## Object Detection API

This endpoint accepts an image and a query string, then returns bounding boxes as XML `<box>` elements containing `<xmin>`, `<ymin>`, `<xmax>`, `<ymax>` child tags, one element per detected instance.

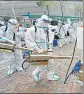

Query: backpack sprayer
<box><xmin>64</xmin><ymin>60</ymin><xmax>83</xmax><ymax>83</ymax></box>
<box><xmin>0</xmin><ymin>42</ymin><xmax>79</xmax><ymax>69</ymax></box>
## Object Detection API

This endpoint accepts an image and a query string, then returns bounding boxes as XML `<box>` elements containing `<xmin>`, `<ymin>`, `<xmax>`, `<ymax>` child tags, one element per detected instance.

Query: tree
<box><xmin>36</xmin><ymin>0</ymin><xmax>56</xmax><ymax>16</ymax></box>
<box><xmin>59</xmin><ymin>1</ymin><xmax>64</xmax><ymax>21</ymax></box>
<box><xmin>65</xmin><ymin>2</ymin><xmax>83</xmax><ymax>21</ymax></box>
<box><xmin>59</xmin><ymin>1</ymin><xmax>83</xmax><ymax>22</ymax></box>
<box><xmin>74</xmin><ymin>5</ymin><xmax>83</xmax><ymax>21</ymax></box>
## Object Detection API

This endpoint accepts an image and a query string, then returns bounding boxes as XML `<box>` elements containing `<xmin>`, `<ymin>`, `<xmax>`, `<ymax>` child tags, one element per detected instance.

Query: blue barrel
<box><xmin>53</xmin><ymin>39</ymin><xmax>58</xmax><ymax>47</ymax></box>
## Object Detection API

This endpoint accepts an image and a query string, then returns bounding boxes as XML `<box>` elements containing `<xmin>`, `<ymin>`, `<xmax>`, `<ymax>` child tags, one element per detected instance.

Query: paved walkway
<box><xmin>0</xmin><ymin>43</ymin><xmax>83</xmax><ymax>93</ymax></box>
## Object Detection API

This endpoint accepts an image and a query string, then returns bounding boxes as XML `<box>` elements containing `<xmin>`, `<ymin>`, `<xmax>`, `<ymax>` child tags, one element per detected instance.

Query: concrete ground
<box><xmin>0</xmin><ymin>43</ymin><xmax>83</xmax><ymax>93</ymax></box>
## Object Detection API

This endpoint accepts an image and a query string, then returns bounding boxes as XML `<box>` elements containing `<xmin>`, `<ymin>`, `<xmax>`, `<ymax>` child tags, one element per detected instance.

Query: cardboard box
<box><xmin>78</xmin><ymin>70</ymin><xmax>83</xmax><ymax>81</ymax></box>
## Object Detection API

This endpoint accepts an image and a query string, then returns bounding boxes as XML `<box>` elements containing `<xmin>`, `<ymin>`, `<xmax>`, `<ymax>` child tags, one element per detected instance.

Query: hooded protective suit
<box><xmin>0</xmin><ymin>19</ymin><xmax>24</xmax><ymax>75</ymax></box>
<box><xmin>49</xmin><ymin>21</ymin><xmax>66</xmax><ymax>47</ymax></box>
<box><xmin>25</xmin><ymin>15</ymin><xmax>59</xmax><ymax>81</ymax></box>
<box><xmin>56</xmin><ymin>19</ymin><xmax>76</xmax><ymax>47</ymax></box>
<box><xmin>0</xmin><ymin>22</ymin><xmax>5</xmax><ymax>61</ymax></box>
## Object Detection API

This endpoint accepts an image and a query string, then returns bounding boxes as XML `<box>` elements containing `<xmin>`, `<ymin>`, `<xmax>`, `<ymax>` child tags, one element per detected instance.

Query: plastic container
<box><xmin>78</xmin><ymin>70</ymin><xmax>83</xmax><ymax>81</ymax></box>
<box><xmin>72</xmin><ymin>61</ymin><xmax>81</xmax><ymax>73</ymax></box>
<box><xmin>77</xmin><ymin>26</ymin><xmax>83</xmax><ymax>49</ymax></box>
<box><xmin>53</xmin><ymin>39</ymin><xmax>58</xmax><ymax>47</ymax></box>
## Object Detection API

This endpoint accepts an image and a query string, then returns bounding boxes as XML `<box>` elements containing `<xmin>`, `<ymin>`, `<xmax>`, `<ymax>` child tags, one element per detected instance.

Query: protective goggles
<box><xmin>8</xmin><ymin>21</ymin><xmax>17</xmax><ymax>25</ymax></box>
<box><xmin>42</xmin><ymin>19</ymin><xmax>50</xmax><ymax>23</ymax></box>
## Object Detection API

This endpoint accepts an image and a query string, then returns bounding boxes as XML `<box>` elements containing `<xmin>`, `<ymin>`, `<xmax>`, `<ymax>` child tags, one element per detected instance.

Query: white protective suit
<box><xmin>0</xmin><ymin>19</ymin><xmax>24</xmax><ymax>75</ymax></box>
<box><xmin>62</xmin><ymin>19</ymin><xmax>76</xmax><ymax>44</ymax></box>
<box><xmin>55</xmin><ymin>19</ymin><xmax>76</xmax><ymax>47</ymax></box>
<box><xmin>49</xmin><ymin>21</ymin><xmax>66</xmax><ymax>47</ymax></box>
<box><xmin>25</xmin><ymin>15</ymin><xmax>60</xmax><ymax>81</ymax></box>
<box><xmin>0</xmin><ymin>22</ymin><xmax>5</xmax><ymax>61</ymax></box>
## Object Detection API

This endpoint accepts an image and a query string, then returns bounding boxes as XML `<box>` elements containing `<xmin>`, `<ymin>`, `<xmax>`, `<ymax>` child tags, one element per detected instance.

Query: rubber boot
<box><xmin>32</xmin><ymin>66</ymin><xmax>41</xmax><ymax>82</ymax></box>
<box><xmin>47</xmin><ymin>70</ymin><xmax>60</xmax><ymax>81</ymax></box>
<box><xmin>8</xmin><ymin>66</ymin><xmax>16</xmax><ymax>75</ymax></box>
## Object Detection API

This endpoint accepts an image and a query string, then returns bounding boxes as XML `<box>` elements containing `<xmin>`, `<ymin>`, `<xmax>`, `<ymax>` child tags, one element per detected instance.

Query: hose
<box><xmin>22</xmin><ymin>58</ymin><xmax>30</xmax><ymax>70</ymax></box>
<box><xmin>64</xmin><ymin>37</ymin><xmax>77</xmax><ymax>84</ymax></box>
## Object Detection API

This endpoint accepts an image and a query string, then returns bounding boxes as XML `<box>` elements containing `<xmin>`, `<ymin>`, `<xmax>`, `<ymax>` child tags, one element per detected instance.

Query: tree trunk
<box><xmin>60</xmin><ymin>1</ymin><xmax>64</xmax><ymax>22</ymax></box>
<box><xmin>47</xmin><ymin>5</ymin><xmax>49</xmax><ymax>16</ymax></box>
<box><xmin>78</xmin><ymin>14</ymin><xmax>80</xmax><ymax>22</ymax></box>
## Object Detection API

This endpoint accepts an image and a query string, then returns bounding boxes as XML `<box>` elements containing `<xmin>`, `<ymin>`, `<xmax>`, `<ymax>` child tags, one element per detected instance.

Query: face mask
<box><xmin>37</xmin><ymin>26</ymin><xmax>48</xmax><ymax>31</ymax></box>
<box><xmin>43</xmin><ymin>27</ymin><xmax>48</xmax><ymax>29</ymax></box>
<box><xmin>10</xmin><ymin>25</ymin><xmax>18</xmax><ymax>33</ymax></box>
<box><xmin>39</xmin><ymin>20</ymin><xmax>49</xmax><ymax>27</ymax></box>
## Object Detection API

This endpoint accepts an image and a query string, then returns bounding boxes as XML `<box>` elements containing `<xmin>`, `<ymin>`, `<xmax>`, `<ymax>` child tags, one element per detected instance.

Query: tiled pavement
<box><xmin>0</xmin><ymin>43</ymin><xmax>83</xmax><ymax>93</ymax></box>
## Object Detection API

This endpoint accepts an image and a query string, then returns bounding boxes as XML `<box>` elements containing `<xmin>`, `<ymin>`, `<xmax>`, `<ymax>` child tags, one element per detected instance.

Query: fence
<box><xmin>22</xmin><ymin>14</ymin><xmax>82</xmax><ymax>22</ymax></box>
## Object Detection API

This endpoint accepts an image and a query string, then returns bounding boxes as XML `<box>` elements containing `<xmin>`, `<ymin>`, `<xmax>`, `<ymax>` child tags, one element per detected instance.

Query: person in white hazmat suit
<box><xmin>57</xmin><ymin>21</ymin><xmax>67</xmax><ymax>47</ymax></box>
<box><xmin>55</xmin><ymin>19</ymin><xmax>76</xmax><ymax>47</ymax></box>
<box><xmin>65</xmin><ymin>18</ymin><xmax>76</xmax><ymax>42</ymax></box>
<box><xmin>49</xmin><ymin>20</ymin><xmax>66</xmax><ymax>47</ymax></box>
<box><xmin>25</xmin><ymin>15</ymin><xmax>60</xmax><ymax>81</ymax></box>
<box><xmin>62</xmin><ymin>19</ymin><xmax>76</xmax><ymax>45</ymax></box>
<box><xmin>0</xmin><ymin>21</ymin><xmax>5</xmax><ymax>61</ymax></box>
<box><xmin>0</xmin><ymin>19</ymin><xmax>24</xmax><ymax>75</ymax></box>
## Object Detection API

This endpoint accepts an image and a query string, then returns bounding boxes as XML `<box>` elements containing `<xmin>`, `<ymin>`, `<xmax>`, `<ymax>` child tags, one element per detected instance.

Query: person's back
<box><xmin>25</xmin><ymin>25</ymin><xmax>47</xmax><ymax>51</ymax></box>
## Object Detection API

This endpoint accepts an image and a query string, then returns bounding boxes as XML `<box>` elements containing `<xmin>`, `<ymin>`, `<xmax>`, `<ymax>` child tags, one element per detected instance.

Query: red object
<box><xmin>80</xmin><ymin>26</ymin><xmax>84</xmax><ymax>28</ymax></box>
<box><xmin>24</xmin><ymin>29</ymin><xmax>27</xmax><ymax>32</ymax></box>
<box><xmin>46</xmin><ymin>28</ymin><xmax>49</xmax><ymax>34</ymax></box>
